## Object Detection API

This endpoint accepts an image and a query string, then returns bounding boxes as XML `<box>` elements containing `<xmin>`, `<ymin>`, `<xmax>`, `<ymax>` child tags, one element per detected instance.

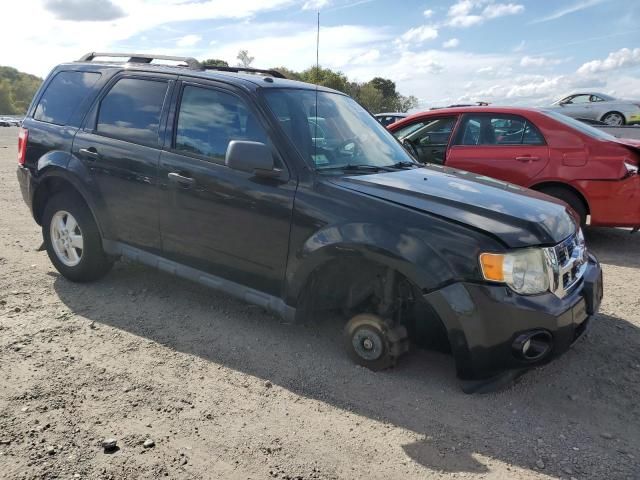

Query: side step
<box><xmin>102</xmin><ymin>240</ymin><xmax>296</xmax><ymax>323</ymax></box>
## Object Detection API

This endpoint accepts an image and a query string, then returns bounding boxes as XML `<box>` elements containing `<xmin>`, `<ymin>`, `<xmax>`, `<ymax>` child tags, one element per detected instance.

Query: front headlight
<box><xmin>480</xmin><ymin>249</ymin><xmax>550</xmax><ymax>295</ymax></box>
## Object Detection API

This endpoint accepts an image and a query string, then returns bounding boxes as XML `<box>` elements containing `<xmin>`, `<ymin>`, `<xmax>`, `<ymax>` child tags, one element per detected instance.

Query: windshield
<box><xmin>541</xmin><ymin>109</ymin><xmax>617</xmax><ymax>141</ymax></box>
<box><xmin>263</xmin><ymin>89</ymin><xmax>415</xmax><ymax>170</ymax></box>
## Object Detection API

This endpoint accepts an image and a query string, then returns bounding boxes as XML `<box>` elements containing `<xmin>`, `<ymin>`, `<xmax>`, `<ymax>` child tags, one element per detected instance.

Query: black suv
<box><xmin>17</xmin><ymin>53</ymin><xmax>603</xmax><ymax>392</ymax></box>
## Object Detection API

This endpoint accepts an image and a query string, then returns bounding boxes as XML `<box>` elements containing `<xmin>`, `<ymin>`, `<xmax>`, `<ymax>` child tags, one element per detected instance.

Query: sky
<box><xmin>1</xmin><ymin>0</ymin><xmax>639</xmax><ymax>109</ymax></box>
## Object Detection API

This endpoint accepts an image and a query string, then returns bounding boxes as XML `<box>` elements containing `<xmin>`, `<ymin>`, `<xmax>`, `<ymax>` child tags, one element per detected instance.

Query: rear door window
<box><xmin>34</xmin><ymin>71</ymin><xmax>101</xmax><ymax>125</ymax></box>
<box><xmin>454</xmin><ymin>114</ymin><xmax>545</xmax><ymax>146</ymax></box>
<box><xmin>96</xmin><ymin>78</ymin><xmax>169</xmax><ymax>147</ymax></box>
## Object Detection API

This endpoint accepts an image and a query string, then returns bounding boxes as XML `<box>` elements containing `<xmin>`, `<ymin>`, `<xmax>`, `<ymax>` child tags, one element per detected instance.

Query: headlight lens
<box><xmin>480</xmin><ymin>249</ymin><xmax>550</xmax><ymax>295</ymax></box>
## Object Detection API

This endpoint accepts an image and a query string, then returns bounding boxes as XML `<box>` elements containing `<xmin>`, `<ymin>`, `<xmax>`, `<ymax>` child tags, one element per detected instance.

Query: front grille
<box><xmin>546</xmin><ymin>231</ymin><xmax>588</xmax><ymax>298</ymax></box>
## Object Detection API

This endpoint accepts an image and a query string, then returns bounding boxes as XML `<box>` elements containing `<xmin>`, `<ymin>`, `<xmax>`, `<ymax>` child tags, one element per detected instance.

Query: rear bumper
<box><xmin>424</xmin><ymin>255</ymin><xmax>602</xmax><ymax>382</ymax></box>
<box><xmin>574</xmin><ymin>176</ymin><xmax>640</xmax><ymax>227</ymax></box>
<box><xmin>17</xmin><ymin>165</ymin><xmax>34</xmax><ymax>213</ymax></box>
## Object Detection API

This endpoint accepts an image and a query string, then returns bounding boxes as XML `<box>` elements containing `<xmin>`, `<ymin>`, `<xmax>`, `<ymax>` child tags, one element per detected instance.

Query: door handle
<box><xmin>79</xmin><ymin>147</ymin><xmax>100</xmax><ymax>161</ymax></box>
<box><xmin>515</xmin><ymin>156</ymin><xmax>540</xmax><ymax>162</ymax></box>
<box><xmin>168</xmin><ymin>172</ymin><xmax>195</xmax><ymax>188</ymax></box>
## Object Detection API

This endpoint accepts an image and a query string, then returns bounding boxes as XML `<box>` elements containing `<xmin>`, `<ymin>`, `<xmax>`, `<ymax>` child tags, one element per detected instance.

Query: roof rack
<box><xmin>201</xmin><ymin>65</ymin><xmax>286</xmax><ymax>79</ymax></box>
<box><xmin>77</xmin><ymin>52</ymin><xmax>287</xmax><ymax>79</ymax></box>
<box><xmin>78</xmin><ymin>52</ymin><xmax>201</xmax><ymax>70</ymax></box>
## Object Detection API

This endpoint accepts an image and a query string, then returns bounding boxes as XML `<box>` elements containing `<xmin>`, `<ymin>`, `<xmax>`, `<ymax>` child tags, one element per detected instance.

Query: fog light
<box><xmin>512</xmin><ymin>330</ymin><xmax>552</xmax><ymax>361</ymax></box>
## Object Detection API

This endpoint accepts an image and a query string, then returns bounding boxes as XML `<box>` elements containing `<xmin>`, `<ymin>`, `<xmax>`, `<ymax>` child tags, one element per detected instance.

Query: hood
<box><xmin>330</xmin><ymin>166</ymin><xmax>576</xmax><ymax>248</ymax></box>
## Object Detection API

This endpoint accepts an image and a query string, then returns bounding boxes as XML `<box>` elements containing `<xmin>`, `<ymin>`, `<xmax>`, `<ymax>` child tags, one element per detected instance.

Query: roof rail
<box><xmin>201</xmin><ymin>65</ymin><xmax>286</xmax><ymax>79</ymax></box>
<box><xmin>78</xmin><ymin>52</ymin><xmax>202</xmax><ymax>70</ymax></box>
<box><xmin>77</xmin><ymin>52</ymin><xmax>288</xmax><ymax>79</ymax></box>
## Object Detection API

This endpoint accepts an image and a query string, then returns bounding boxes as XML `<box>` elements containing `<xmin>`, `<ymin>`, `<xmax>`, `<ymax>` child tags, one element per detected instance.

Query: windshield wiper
<box><xmin>389</xmin><ymin>161</ymin><xmax>419</xmax><ymax>169</ymax></box>
<box><xmin>318</xmin><ymin>164</ymin><xmax>394</xmax><ymax>173</ymax></box>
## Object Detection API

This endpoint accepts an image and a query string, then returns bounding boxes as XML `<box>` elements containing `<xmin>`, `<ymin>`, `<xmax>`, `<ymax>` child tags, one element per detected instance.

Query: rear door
<box><xmin>72</xmin><ymin>73</ymin><xmax>175</xmax><ymax>252</ymax></box>
<box><xmin>445</xmin><ymin>113</ymin><xmax>549</xmax><ymax>186</ymax></box>
<box><xmin>158</xmin><ymin>80</ymin><xmax>296</xmax><ymax>296</ymax></box>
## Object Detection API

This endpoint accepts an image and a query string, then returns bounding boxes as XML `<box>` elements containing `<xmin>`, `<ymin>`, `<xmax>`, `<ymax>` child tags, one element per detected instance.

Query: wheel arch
<box><xmin>32</xmin><ymin>168</ymin><xmax>112</xmax><ymax>239</ymax></box>
<box><xmin>529</xmin><ymin>181</ymin><xmax>590</xmax><ymax>215</ymax></box>
<box><xmin>600</xmin><ymin>110</ymin><xmax>626</xmax><ymax>125</ymax></box>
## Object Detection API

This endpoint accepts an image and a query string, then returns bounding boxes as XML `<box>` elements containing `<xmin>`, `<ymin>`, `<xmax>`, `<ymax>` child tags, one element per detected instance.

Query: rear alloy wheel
<box><xmin>601</xmin><ymin>112</ymin><xmax>625</xmax><ymax>126</ymax></box>
<box><xmin>50</xmin><ymin>210</ymin><xmax>84</xmax><ymax>267</ymax></box>
<box><xmin>344</xmin><ymin>314</ymin><xmax>409</xmax><ymax>371</ymax></box>
<box><xmin>43</xmin><ymin>192</ymin><xmax>113</xmax><ymax>282</ymax></box>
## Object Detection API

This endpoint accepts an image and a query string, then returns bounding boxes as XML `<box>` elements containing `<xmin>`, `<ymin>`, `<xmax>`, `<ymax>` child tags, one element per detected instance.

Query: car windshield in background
<box><xmin>541</xmin><ymin>109</ymin><xmax>617</xmax><ymax>141</ymax></box>
<box><xmin>263</xmin><ymin>89</ymin><xmax>414</xmax><ymax>171</ymax></box>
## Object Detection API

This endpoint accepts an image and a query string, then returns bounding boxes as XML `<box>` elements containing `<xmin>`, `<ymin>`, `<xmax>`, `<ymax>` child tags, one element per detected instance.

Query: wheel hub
<box><xmin>352</xmin><ymin>327</ymin><xmax>384</xmax><ymax>361</ymax></box>
<box><xmin>50</xmin><ymin>210</ymin><xmax>83</xmax><ymax>267</ymax></box>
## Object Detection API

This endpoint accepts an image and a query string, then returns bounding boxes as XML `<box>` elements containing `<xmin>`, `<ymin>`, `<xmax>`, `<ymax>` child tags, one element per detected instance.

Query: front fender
<box><xmin>284</xmin><ymin>221</ymin><xmax>457</xmax><ymax>306</ymax></box>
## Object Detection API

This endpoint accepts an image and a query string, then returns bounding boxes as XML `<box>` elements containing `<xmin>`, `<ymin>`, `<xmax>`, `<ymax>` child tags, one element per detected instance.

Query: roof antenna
<box><xmin>313</xmin><ymin>10</ymin><xmax>320</xmax><ymax>167</ymax></box>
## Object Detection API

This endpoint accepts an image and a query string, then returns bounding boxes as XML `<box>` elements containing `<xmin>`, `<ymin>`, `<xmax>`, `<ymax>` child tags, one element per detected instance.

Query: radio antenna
<box><xmin>313</xmin><ymin>10</ymin><xmax>320</xmax><ymax>167</ymax></box>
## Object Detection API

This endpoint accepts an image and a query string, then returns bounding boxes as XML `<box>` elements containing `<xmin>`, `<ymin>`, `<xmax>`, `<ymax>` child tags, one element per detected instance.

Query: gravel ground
<box><xmin>0</xmin><ymin>126</ymin><xmax>639</xmax><ymax>480</ymax></box>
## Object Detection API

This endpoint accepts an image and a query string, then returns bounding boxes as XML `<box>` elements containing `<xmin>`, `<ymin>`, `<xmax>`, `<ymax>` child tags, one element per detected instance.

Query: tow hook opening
<box><xmin>512</xmin><ymin>330</ymin><xmax>553</xmax><ymax>362</ymax></box>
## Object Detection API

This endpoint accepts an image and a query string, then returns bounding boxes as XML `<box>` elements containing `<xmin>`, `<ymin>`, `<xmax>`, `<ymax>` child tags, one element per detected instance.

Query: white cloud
<box><xmin>0</xmin><ymin>0</ymin><xmax>296</xmax><ymax>76</ymax></box>
<box><xmin>519</xmin><ymin>55</ymin><xmax>562</xmax><ymax>67</ymax></box>
<box><xmin>350</xmin><ymin>49</ymin><xmax>381</xmax><ymax>64</ymax></box>
<box><xmin>176</xmin><ymin>34</ymin><xmax>202</xmax><ymax>47</ymax></box>
<box><xmin>206</xmin><ymin>24</ymin><xmax>390</xmax><ymax>72</ymax></box>
<box><xmin>442</xmin><ymin>38</ymin><xmax>460</xmax><ymax>48</ymax></box>
<box><xmin>423</xmin><ymin>8</ymin><xmax>434</xmax><ymax>18</ymax></box>
<box><xmin>397</xmin><ymin>25</ymin><xmax>438</xmax><ymax>45</ymax></box>
<box><xmin>531</xmin><ymin>0</ymin><xmax>605</xmax><ymax>24</ymax></box>
<box><xmin>482</xmin><ymin>2</ymin><xmax>524</xmax><ymax>19</ymax></box>
<box><xmin>447</xmin><ymin>0</ymin><xmax>524</xmax><ymax>28</ymax></box>
<box><xmin>302</xmin><ymin>0</ymin><xmax>330</xmax><ymax>10</ymax></box>
<box><xmin>43</xmin><ymin>0</ymin><xmax>125</xmax><ymax>21</ymax></box>
<box><xmin>577</xmin><ymin>47</ymin><xmax>640</xmax><ymax>75</ymax></box>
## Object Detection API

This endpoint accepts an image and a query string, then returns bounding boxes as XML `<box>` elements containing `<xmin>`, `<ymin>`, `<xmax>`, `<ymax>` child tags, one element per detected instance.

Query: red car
<box><xmin>388</xmin><ymin>107</ymin><xmax>640</xmax><ymax>228</ymax></box>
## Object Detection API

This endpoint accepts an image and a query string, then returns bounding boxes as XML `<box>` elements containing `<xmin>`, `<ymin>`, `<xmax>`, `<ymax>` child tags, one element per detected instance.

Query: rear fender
<box><xmin>32</xmin><ymin>153</ymin><xmax>114</xmax><ymax>238</ymax></box>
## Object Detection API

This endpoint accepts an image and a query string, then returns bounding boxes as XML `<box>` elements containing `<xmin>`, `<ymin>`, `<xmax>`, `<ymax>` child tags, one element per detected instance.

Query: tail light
<box><xmin>17</xmin><ymin>127</ymin><xmax>28</xmax><ymax>165</ymax></box>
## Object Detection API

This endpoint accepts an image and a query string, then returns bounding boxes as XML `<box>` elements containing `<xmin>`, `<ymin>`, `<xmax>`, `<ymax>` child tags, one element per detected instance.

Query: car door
<box><xmin>559</xmin><ymin>94</ymin><xmax>592</xmax><ymax>119</ymax></box>
<box><xmin>445</xmin><ymin>113</ymin><xmax>549</xmax><ymax>186</ymax></box>
<box><xmin>72</xmin><ymin>73</ymin><xmax>175</xmax><ymax>252</ymax></box>
<box><xmin>158</xmin><ymin>80</ymin><xmax>296</xmax><ymax>296</ymax></box>
<box><xmin>397</xmin><ymin>116</ymin><xmax>458</xmax><ymax>165</ymax></box>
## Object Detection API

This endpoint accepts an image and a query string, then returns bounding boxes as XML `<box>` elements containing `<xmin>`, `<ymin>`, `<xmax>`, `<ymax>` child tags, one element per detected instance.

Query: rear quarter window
<box><xmin>34</xmin><ymin>71</ymin><xmax>101</xmax><ymax>125</ymax></box>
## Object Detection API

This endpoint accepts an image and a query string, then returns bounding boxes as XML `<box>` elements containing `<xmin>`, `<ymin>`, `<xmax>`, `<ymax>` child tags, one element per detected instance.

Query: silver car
<box><xmin>549</xmin><ymin>92</ymin><xmax>640</xmax><ymax>126</ymax></box>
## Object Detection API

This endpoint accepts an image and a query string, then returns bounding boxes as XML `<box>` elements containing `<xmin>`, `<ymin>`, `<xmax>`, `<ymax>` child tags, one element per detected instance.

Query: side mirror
<box><xmin>225</xmin><ymin>141</ymin><xmax>276</xmax><ymax>177</ymax></box>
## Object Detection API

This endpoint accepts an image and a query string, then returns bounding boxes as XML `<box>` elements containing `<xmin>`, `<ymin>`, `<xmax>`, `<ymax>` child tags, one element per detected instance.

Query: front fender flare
<box><xmin>284</xmin><ymin>222</ymin><xmax>456</xmax><ymax>307</ymax></box>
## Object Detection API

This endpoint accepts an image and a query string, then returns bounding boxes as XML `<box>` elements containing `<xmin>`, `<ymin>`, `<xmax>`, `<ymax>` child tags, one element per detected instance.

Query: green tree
<box><xmin>201</xmin><ymin>58</ymin><xmax>229</xmax><ymax>67</ymax></box>
<box><xmin>236</xmin><ymin>50</ymin><xmax>255</xmax><ymax>68</ymax></box>
<box><xmin>0</xmin><ymin>66</ymin><xmax>42</xmax><ymax>115</ymax></box>
<box><xmin>0</xmin><ymin>80</ymin><xmax>14</xmax><ymax>114</ymax></box>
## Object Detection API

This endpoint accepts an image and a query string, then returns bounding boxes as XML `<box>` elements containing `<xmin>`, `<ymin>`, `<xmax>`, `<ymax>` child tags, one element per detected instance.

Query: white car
<box><xmin>549</xmin><ymin>92</ymin><xmax>640</xmax><ymax>126</ymax></box>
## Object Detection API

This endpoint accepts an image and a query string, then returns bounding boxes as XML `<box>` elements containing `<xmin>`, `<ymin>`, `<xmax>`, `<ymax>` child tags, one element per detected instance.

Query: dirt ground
<box><xmin>0</xmin><ymin>126</ymin><xmax>639</xmax><ymax>480</ymax></box>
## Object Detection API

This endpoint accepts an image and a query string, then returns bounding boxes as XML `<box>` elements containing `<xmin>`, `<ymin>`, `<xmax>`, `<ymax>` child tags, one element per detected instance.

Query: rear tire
<box><xmin>43</xmin><ymin>192</ymin><xmax>113</xmax><ymax>282</ymax></box>
<box><xmin>601</xmin><ymin>111</ymin><xmax>625</xmax><ymax>126</ymax></box>
<box><xmin>538</xmin><ymin>186</ymin><xmax>587</xmax><ymax>227</ymax></box>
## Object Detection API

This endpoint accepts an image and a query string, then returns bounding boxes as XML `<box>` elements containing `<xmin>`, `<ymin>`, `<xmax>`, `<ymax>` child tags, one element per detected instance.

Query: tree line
<box><xmin>0</xmin><ymin>51</ymin><xmax>418</xmax><ymax>115</ymax></box>
<box><xmin>205</xmin><ymin>52</ymin><xmax>419</xmax><ymax>113</ymax></box>
<box><xmin>0</xmin><ymin>67</ymin><xmax>42</xmax><ymax>115</ymax></box>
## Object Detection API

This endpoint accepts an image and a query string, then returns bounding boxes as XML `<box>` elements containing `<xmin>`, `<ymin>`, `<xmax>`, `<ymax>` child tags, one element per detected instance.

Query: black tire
<box><xmin>343</xmin><ymin>314</ymin><xmax>408</xmax><ymax>371</ymax></box>
<box><xmin>600</xmin><ymin>111</ymin><xmax>625</xmax><ymax>126</ymax></box>
<box><xmin>538</xmin><ymin>186</ymin><xmax>587</xmax><ymax>227</ymax></box>
<box><xmin>42</xmin><ymin>192</ymin><xmax>113</xmax><ymax>282</ymax></box>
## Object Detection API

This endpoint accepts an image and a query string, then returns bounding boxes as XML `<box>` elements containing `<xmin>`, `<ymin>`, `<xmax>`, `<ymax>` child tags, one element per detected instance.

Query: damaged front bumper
<box><xmin>424</xmin><ymin>254</ymin><xmax>602</xmax><ymax>392</ymax></box>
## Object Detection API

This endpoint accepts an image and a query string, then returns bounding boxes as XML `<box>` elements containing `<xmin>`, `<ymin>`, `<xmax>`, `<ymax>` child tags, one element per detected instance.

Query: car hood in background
<box><xmin>330</xmin><ymin>166</ymin><xmax>576</xmax><ymax>248</ymax></box>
